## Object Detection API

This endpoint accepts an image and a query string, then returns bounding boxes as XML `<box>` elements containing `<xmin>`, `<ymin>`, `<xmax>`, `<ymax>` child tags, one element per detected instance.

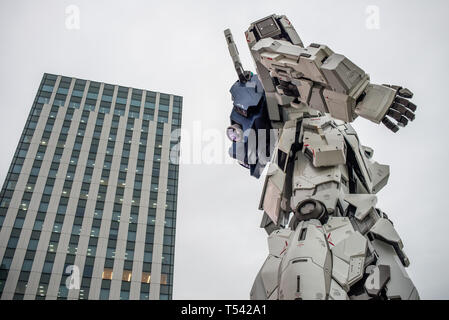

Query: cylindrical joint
<box><xmin>289</xmin><ymin>199</ymin><xmax>327</xmax><ymax>230</ymax></box>
<box><xmin>226</xmin><ymin>123</ymin><xmax>243</xmax><ymax>142</ymax></box>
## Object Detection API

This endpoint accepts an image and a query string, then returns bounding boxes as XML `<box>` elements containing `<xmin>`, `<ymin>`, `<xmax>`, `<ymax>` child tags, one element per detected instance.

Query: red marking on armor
<box><xmin>279</xmin><ymin>241</ymin><xmax>288</xmax><ymax>255</ymax></box>
<box><xmin>316</xmin><ymin>226</ymin><xmax>322</xmax><ymax>228</ymax></box>
<box><xmin>327</xmin><ymin>233</ymin><xmax>335</xmax><ymax>246</ymax></box>
<box><xmin>304</xmin><ymin>144</ymin><xmax>309</xmax><ymax>147</ymax></box>
<box><xmin>312</xmin><ymin>149</ymin><xmax>315</xmax><ymax>157</ymax></box>
<box><xmin>245</xmin><ymin>32</ymin><xmax>250</xmax><ymax>43</ymax></box>
<box><xmin>267</xmin><ymin>57</ymin><xmax>273</xmax><ymax>60</ymax></box>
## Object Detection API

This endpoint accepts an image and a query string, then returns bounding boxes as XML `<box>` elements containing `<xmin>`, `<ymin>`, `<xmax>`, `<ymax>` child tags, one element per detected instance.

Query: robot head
<box><xmin>246</xmin><ymin>14</ymin><xmax>304</xmax><ymax>48</ymax></box>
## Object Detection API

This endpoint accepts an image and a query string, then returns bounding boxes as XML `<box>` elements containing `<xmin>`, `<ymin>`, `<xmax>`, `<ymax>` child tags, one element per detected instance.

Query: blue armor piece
<box><xmin>228</xmin><ymin>74</ymin><xmax>272</xmax><ymax>178</ymax></box>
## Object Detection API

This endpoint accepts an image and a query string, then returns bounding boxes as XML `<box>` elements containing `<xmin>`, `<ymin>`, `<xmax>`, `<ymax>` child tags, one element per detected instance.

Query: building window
<box><xmin>122</xmin><ymin>270</ymin><xmax>132</xmax><ymax>282</ymax></box>
<box><xmin>140</xmin><ymin>283</ymin><xmax>150</xmax><ymax>299</ymax></box>
<box><xmin>102</xmin><ymin>268</ymin><xmax>113</xmax><ymax>280</ymax></box>
<box><xmin>141</xmin><ymin>272</ymin><xmax>151</xmax><ymax>284</ymax></box>
<box><xmin>99</xmin><ymin>288</ymin><xmax>110</xmax><ymax>300</ymax></box>
<box><xmin>160</xmin><ymin>274</ymin><xmax>168</xmax><ymax>285</ymax></box>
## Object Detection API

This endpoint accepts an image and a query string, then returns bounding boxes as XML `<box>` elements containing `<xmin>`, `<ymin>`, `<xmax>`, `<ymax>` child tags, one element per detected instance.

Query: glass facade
<box><xmin>0</xmin><ymin>73</ymin><xmax>182</xmax><ymax>300</ymax></box>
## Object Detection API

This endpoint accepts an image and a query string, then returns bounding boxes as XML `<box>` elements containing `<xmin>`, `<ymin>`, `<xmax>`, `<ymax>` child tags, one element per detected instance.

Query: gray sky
<box><xmin>1</xmin><ymin>0</ymin><xmax>448</xmax><ymax>299</ymax></box>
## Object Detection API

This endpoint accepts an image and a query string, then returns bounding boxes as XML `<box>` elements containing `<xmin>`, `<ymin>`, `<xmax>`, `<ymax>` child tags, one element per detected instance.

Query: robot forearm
<box><xmin>251</xmin><ymin>38</ymin><xmax>417</xmax><ymax>131</ymax></box>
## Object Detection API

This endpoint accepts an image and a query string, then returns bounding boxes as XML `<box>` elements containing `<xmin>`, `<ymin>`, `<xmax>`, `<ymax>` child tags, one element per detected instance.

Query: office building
<box><xmin>0</xmin><ymin>73</ymin><xmax>182</xmax><ymax>299</ymax></box>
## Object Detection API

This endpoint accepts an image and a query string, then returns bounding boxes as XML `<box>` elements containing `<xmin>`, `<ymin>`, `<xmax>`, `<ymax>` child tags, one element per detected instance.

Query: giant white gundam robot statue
<box><xmin>224</xmin><ymin>14</ymin><xmax>419</xmax><ymax>300</ymax></box>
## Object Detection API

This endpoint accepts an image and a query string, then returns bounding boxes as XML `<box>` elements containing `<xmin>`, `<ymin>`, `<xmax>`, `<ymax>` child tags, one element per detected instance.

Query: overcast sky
<box><xmin>1</xmin><ymin>0</ymin><xmax>448</xmax><ymax>299</ymax></box>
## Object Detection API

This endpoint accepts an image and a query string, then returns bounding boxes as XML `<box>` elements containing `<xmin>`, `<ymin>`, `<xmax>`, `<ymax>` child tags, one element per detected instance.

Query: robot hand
<box><xmin>380</xmin><ymin>85</ymin><xmax>417</xmax><ymax>133</ymax></box>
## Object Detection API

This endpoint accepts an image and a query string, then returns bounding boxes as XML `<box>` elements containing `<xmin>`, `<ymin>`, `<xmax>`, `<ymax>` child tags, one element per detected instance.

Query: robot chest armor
<box><xmin>301</xmin><ymin>115</ymin><xmax>347</xmax><ymax>168</ymax></box>
<box><xmin>291</xmin><ymin>115</ymin><xmax>350</xmax><ymax>202</ymax></box>
<box><xmin>293</xmin><ymin>114</ymin><xmax>389</xmax><ymax>195</ymax></box>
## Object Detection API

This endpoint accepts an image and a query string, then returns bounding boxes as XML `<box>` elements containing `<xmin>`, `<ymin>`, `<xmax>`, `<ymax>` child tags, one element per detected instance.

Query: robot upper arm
<box><xmin>247</xmin><ymin>27</ymin><xmax>417</xmax><ymax>130</ymax></box>
<box><xmin>250</xmin><ymin>38</ymin><xmax>370</xmax><ymax>122</ymax></box>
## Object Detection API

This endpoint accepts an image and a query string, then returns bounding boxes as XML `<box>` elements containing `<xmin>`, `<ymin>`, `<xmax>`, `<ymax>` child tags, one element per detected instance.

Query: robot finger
<box><xmin>382</xmin><ymin>84</ymin><xmax>413</xmax><ymax>99</ymax></box>
<box><xmin>391</xmin><ymin>102</ymin><xmax>407</xmax><ymax>114</ymax></box>
<box><xmin>398</xmin><ymin>115</ymin><xmax>409</xmax><ymax>127</ymax></box>
<box><xmin>391</xmin><ymin>102</ymin><xmax>415</xmax><ymax>121</ymax></box>
<box><xmin>395</xmin><ymin>96</ymin><xmax>417</xmax><ymax>112</ymax></box>
<box><xmin>387</xmin><ymin>109</ymin><xmax>408</xmax><ymax>127</ymax></box>
<box><xmin>398</xmin><ymin>87</ymin><xmax>414</xmax><ymax>99</ymax></box>
<box><xmin>405</xmin><ymin>110</ymin><xmax>415</xmax><ymax>121</ymax></box>
<box><xmin>382</xmin><ymin>116</ymin><xmax>400</xmax><ymax>133</ymax></box>
<box><xmin>404</xmin><ymin>109</ymin><xmax>415</xmax><ymax>121</ymax></box>
<box><xmin>407</xmin><ymin>101</ymin><xmax>417</xmax><ymax>112</ymax></box>
<box><xmin>387</xmin><ymin>108</ymin><xmax>402</xmax><ymax>121</ymax></box>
